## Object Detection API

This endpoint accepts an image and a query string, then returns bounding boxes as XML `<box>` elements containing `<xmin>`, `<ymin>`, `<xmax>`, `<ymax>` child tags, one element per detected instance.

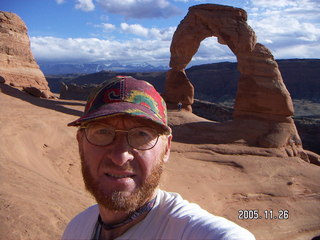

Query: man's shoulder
<box><xmin>156</xmin><ymin>189</ymin><xmax>209</xmax><ymax>218</ymax></box>
<box><xmin>68</xmin><ymin>204</ymin><xmax>99</xmax><ymax>224</ymax></box>
<box><xmin>154</xmin><ymin>190</ymin><xmax>255</xmax><ymax>240</ymax></box>
<box><xmin>62</xmin><ymin>204</ymin><xmax>99</xmax><ymax>240</ymax></box>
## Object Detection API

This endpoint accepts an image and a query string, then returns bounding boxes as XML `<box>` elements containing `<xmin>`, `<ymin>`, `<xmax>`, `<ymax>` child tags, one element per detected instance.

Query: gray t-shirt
<box><xmin>62</xmin><ymin>190</ymin><xmax>255</xmax><ymax>240</ymax></box>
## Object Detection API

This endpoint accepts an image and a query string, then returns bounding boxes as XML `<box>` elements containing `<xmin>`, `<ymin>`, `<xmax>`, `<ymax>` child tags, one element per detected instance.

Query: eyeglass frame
<box><xmin>79</xmin><ymin>123</ymin><xmax>163</xmax><ymax>150</ymax></box>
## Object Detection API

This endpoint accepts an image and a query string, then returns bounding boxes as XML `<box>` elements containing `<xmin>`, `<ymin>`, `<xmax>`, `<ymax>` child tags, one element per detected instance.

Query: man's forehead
<box><xmin>93</xmin><ymin>115</ymin><xmax>156</xmax><ymax>127</ymax></box>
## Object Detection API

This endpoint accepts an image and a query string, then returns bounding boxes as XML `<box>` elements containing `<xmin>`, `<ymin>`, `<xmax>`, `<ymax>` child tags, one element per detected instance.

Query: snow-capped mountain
<box><xmin>39</xmin><ymin>60</ymin><xmax>168</xmax><ymax>75</ymax></box>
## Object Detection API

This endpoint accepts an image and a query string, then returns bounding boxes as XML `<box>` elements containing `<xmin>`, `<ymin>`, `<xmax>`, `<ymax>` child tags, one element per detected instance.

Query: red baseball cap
<box><xmin>68</xmin><ymin>76</ymin><xmax>170</xmax><ymax>133</ymax></box>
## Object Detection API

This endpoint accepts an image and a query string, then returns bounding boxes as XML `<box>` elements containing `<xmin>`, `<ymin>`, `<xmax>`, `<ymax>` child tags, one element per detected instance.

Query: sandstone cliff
<box><xmin>0</xmin><ymin>11</ymin><xmax>53</xmax><ymax>98</ymax></box>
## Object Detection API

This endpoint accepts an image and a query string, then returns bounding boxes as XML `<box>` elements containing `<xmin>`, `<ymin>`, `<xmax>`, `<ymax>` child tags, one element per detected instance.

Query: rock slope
<box><xmin>0</xmin><ymin>86</ymin><xmax>319</xmax><ymax>240</ymax></box>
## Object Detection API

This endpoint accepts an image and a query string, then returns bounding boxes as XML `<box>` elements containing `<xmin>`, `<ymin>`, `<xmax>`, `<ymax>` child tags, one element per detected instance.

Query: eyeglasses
<box><xmin>81</xmin><ymin>123</ymin><xmax>160</xmax><ymax>150</ymax></box>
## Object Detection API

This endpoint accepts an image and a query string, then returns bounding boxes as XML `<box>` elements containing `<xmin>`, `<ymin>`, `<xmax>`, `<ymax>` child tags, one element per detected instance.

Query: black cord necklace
<box><xmin>98</xmin><ymin>197</ymin><xmax>156</xmax><ymax>230</ymax></box>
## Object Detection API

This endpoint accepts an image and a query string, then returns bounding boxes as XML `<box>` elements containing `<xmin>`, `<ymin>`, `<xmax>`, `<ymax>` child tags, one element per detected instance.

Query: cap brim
<box><xmin>68</xmin><ymin>102</ymin><xmax>170</xmax><ymax>133</ymax></box>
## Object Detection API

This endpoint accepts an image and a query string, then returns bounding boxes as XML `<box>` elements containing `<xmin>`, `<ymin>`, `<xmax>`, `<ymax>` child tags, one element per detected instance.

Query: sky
<box><xmin>2</xmin><ymin>0</ymin><xmax>320</xmax><ymax>67</ymax></box>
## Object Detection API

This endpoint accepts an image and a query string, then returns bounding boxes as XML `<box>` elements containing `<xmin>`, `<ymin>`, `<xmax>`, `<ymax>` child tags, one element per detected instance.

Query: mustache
<box><xmin>101</xmin><ymin>160</ymin><xmax>135</xmax><ymax>172</ymax></box>
<box><xmin>78</xmin><ymin>144</ymin><xmax>135</xmax><ymax>172</ymax></box>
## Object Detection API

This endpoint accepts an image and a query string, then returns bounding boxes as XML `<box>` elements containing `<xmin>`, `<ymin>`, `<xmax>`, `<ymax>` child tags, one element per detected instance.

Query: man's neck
<box><xmin>97</xmin><ymin>190</ymin><xmax>158</xmax><ymax>240</ymax></box>
<box><xmin>98</xmin><ymin>212</ymin><xmax>148</xmax><ymax>240</ymax></box>
<box><xmin>98</xmin><ymin>206</ymin><xmax>132</xmax><ymax>227</ymax></box>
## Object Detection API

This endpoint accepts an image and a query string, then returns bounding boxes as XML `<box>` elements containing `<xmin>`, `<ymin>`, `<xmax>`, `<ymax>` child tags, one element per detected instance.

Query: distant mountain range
<box><xmin>46</xmin><ymin>59</ymin><xmax>320</xmax><ymax>103</ymax></box>
<box><xmin>39</xmin><ymin>60</ymin><xmax>168</xmax><ymax>74</ymax></box>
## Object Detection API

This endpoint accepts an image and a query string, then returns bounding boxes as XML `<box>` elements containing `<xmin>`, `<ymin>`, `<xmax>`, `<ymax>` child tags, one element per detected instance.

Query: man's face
<box><xmin>77</xmin><ymin>116</ymin><xmax>171</xmax><ymax>213</ymax></box>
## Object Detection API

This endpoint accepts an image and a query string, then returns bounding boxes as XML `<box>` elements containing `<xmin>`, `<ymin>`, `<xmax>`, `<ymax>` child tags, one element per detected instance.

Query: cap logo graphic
<box><xmin>104</xmin><ymin>88</ymin><xmax>121</xmax><ymax>103</ymax></box>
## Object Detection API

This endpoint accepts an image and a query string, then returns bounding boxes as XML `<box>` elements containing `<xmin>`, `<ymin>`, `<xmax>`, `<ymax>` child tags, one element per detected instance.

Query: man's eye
<box><xmin>137</xmin><ymin>130</ymin><xmax>149</xmax><ymax>137</ymax></box>
<box><xmin>131</xmin><ymin>129</ymin><xmax>155</xmax><ymax>139</ymax></box>
<box><xmin>97</xmin><ymin>129</ymin><xmax>112</xmax><ymax>135</ymax></box>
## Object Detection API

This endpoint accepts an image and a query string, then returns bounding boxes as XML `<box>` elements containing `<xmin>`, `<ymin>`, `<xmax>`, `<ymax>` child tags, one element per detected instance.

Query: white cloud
<box><xmin>90</xmin><ymin>22</ymin><xmax>116</xmax><ymax>33</ymax></box>
<box><xmin>246</xmin><ymin>0</ymin><xmax>320</xmax><ymax>59</ymax></box>
<box><xmin>191</xmin><ymin>37</ymin><xmax>236</xmax><ymax>63</ymax></box>
<box><xmin>249</xmin><ymin>0</ymin><xmax>320</xmax><ymax>16</ymax></box>
<box><xmin>30</xmin><ymin>36</ymin><xmax>172</xmax><ymax>66</ymax></box>
<box><xmin>102</xmin><ymin>23</ymin><xmax>116</xmax><ymax>32</ymax></box>
<box><xmin>121</xmin><ymin>23</ymin><xmax>149</xmax><ymax>37</ymax></box>
<box><xmin>30</xmin><ymin>0</ymin><xmax>320</xmax><ymax>66</ymax></box>
<box><xmin>249</xmin><ymin>0</ymin><xmax>298</xmax><ymax>8</ymax></box>
<box><xmin>55</xmin><ymin>0</ymin><xmax>65</xmax><ymax>4</ymax></box>
<box><xmin>75</xmin><ymin>0</ymin><xmax>95</xmax><ymax>11</ymax></box>
<box><xmin>120</xmin><ymin>23</ymin><xmax>176</xmax><ymax>40</ymax></box>
<box><xmin>96</xmin><ymin>0</ymin><xmax>181</xmax><ymax>18</ymax></box>
<box><xmin>30</xmin><ymin>34</ymin><xmax>240</xmax><ymax>67</ymax></box>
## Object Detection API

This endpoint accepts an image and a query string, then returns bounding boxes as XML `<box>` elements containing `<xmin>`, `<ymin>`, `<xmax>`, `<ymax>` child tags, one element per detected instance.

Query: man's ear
<box><xmin>162</xmin><ymin>134</ymin><xmax>172</xmax><ymax>163</ymax></box>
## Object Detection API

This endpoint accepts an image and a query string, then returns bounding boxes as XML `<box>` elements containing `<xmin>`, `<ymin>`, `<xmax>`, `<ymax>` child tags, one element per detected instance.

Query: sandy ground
<box><xmin>1</xmin><ymin>84</ymin><xmax>320</xmax><ymax>240</ymax></box>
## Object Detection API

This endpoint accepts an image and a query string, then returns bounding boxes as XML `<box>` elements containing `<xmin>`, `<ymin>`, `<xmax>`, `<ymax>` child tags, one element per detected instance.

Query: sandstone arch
<box><xmin>164</xmin><ymin>4</ymin><xmax>293</xmax><ymax>118</ymax></box>
<box><xmin>164</xmin><ymin>4</ymin><xmax>307</xmax><ymax>156</ymax></box>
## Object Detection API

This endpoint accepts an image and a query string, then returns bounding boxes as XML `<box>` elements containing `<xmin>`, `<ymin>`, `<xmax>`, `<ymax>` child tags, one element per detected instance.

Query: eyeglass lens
<box><xmin>84</xmin><ymin>123</ymin><xmax>159</xmax><ymax>150</ymax></box>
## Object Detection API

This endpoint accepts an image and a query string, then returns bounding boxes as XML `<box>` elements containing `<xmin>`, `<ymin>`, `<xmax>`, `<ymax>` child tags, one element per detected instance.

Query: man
<box><xmin>62</xmin><ymin>76</ymin><xmax>255</xmax><ymax>240</ymax></box>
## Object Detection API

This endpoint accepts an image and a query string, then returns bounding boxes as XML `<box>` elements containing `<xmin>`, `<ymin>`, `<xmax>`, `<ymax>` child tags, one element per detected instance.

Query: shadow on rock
<box><xmin>1</xmin><ymin>84</ymin><xmax>84</xmax><ymax>117</ymax></box>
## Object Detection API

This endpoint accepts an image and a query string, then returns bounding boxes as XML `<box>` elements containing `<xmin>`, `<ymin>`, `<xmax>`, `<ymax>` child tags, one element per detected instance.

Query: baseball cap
<box><xmin>68</xmin><ymin>76</ymin><xmax>170</xmax><ymax>134</ymax></box>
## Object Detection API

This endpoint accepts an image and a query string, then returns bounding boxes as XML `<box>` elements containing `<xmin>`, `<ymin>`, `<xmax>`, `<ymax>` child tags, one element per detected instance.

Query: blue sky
<box><xmin>2</xmin><ymin>0</ymin><xmax>320</xmax><ymax>67</ymax></box>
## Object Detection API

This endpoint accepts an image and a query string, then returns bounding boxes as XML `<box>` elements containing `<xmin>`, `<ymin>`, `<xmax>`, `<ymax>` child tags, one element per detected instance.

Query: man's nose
<box><xmin>106</xmin><ymin>133</ymin><xmax>134</xmax><ymax>166</ymax></box>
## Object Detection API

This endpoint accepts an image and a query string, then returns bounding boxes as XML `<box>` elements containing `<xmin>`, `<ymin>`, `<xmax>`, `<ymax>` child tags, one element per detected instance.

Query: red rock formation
<box><xmin>0</xmin><ymin>11</ymin><xmax>53</xmax><ymax>98</ymax></box>
<box><xmin>164</xmin><ymin>4</ymin><xmax>308</xmax><ymax>159</ymax></box>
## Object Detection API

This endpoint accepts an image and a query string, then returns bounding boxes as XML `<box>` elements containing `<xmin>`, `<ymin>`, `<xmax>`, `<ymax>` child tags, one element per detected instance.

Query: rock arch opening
<box><xmin>186</xmin><ymin>37</ymin><xmax>238</xmax><ymax>109</ymax></box>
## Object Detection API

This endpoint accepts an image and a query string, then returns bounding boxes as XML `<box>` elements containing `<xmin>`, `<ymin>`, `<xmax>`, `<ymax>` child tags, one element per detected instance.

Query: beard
<box><xmin>79</xmin><ymin>146</ymin><xmax>164</xmax><ymax>213</ymax></box>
